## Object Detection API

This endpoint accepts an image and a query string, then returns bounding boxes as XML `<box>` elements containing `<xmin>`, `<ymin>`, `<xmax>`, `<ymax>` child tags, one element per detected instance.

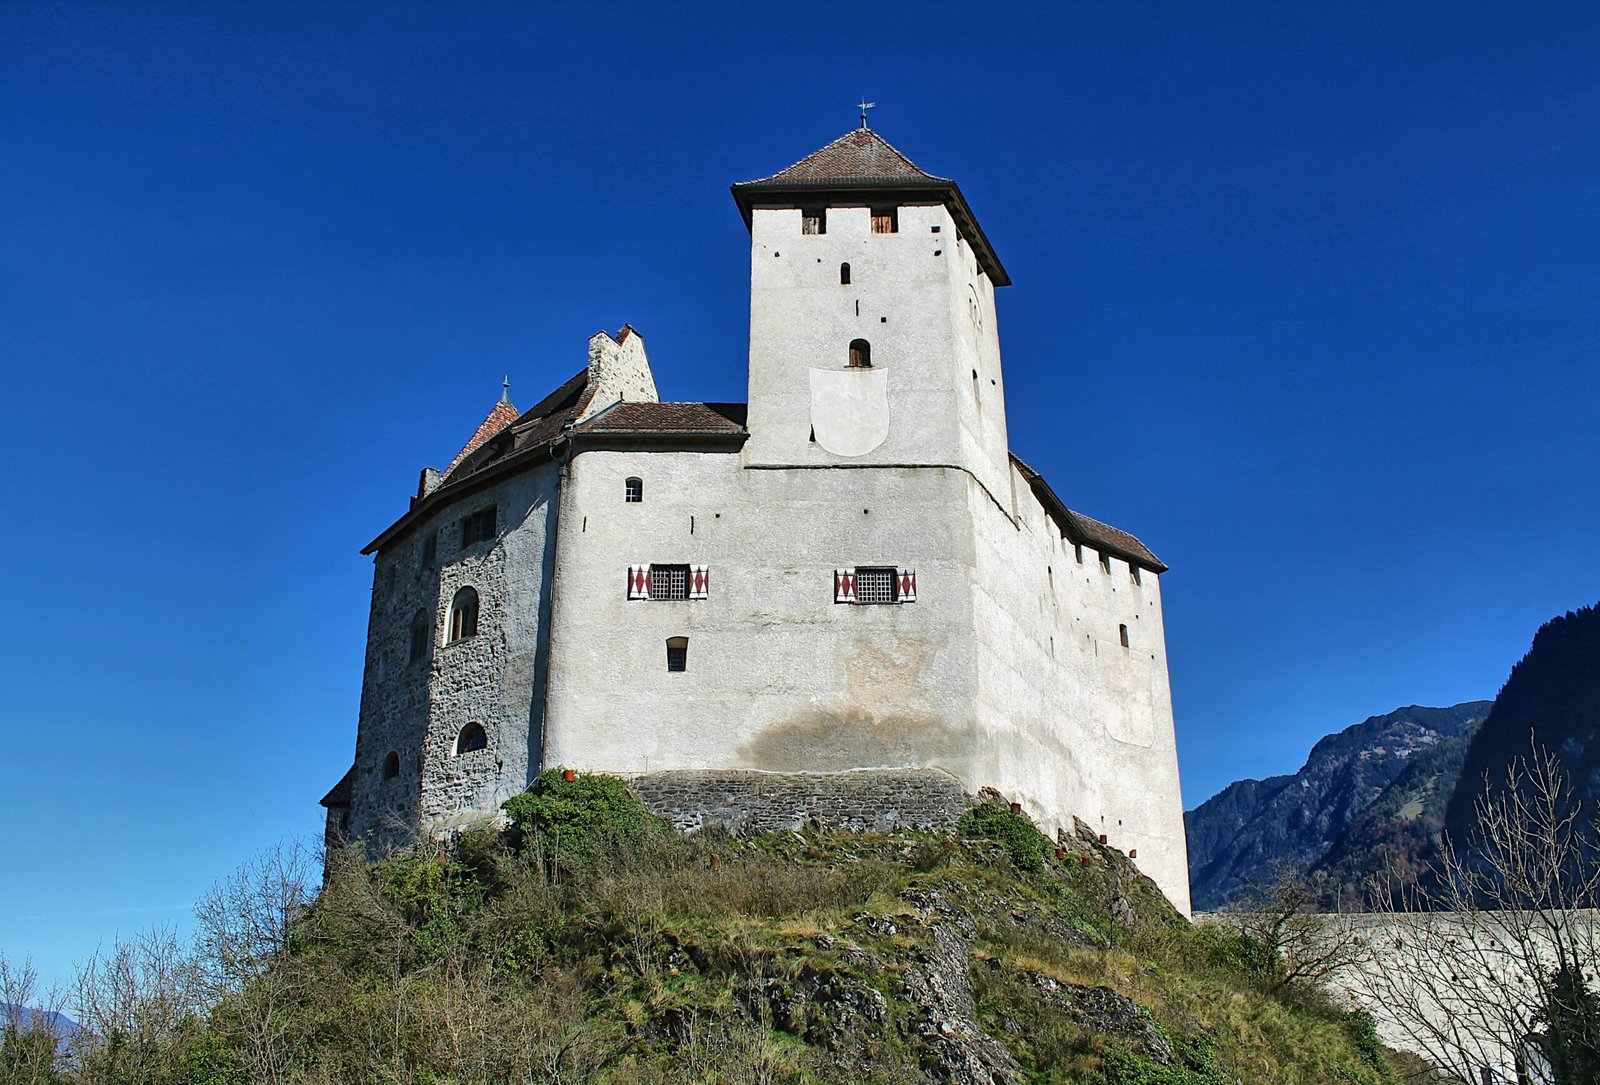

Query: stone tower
<box><xmin>733</xmin><ymin>127</ymin><xmax>1015</xmax><ymax>503</ymax></box>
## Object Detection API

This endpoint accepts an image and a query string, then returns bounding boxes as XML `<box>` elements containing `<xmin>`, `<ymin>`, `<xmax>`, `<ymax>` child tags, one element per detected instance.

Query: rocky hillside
<box><xmin>18</xmin><ymin>772</ymin><xmax>1401</xmax><ymax>1084</ymax></box>
<box><xmin>1185</xmin><ymin>702</ymin><xmax>1491</xmax><ymax>910</ymax></box>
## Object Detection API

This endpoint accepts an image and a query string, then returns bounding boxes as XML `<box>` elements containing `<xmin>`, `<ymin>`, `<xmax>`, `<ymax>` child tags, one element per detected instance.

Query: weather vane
<box><xmin>858</xmin><ymin>98</ymin><xmax>876</xmax><ymax>128</ymax></box>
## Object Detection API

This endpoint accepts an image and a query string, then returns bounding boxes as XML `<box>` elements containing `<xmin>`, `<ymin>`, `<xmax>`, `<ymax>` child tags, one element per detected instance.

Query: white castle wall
<box><xmin>743</xmin><ymin>203</ymin><xmax>1012</xmax><ymax>504</ymax></box>
<box><xmin>542</xmin><ymin>450</ymin><xmax>980</xmax><ymax>776</ymax></box>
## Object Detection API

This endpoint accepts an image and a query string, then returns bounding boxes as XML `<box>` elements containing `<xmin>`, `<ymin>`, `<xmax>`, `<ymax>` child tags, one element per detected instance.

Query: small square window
<box><xmin>462</xmin><ymin>507</ymin><xmax>497</xmax><ymax>547</ymax></box>
<box><xmin>801</xmin><ymin>207</ymin><xmax>826</xmax><ymax>235</ymax></box>
<box><xmin>871</xmin><ymin>207</ymin><xmax>897</xmax><ymax>234</ymax></box>
<box><xmin>855</xmin><ymin>567</ymin><xmax>897</xmax><ymax>604</ymax></box>
<box><xmin>650</xmin><ymin>564</ymin><xmax>690</xmax><ymax>601</ymax></box>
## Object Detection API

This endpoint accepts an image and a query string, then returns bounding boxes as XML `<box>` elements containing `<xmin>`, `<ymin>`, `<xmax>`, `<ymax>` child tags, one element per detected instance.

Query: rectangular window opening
<box><xmin>855</xmin><ymin>567</ymin><xmax>897</xmax><ymax>604</ymax></box>
<box><xmin>1130</xmin><ymin>566</ymin><xmax>1142</xmax><ymax>586</ymax></box>
<box><xmin>871</xmin><ymin>206</ymin><xmax>898</xmax><ymax>234</ymax></box>
<box><xmin>801</xmin><ymin>207</ymin><xmax>826</xmax><ymax>235</ymax></box>
<box><xmin>649</xmin><ymin>564</ymin><xmax>690</xmax><ymax>601</ymax></box>
<box><xmin>462</xmin><ymin>507</ymin><xmax>498</xmax><ymax>547</ymax></box>
<box><xmin>1098</xmin><ymin>552</ymin><xmax>1111</xmax><ymax>574</ymax></box>
<box><xmin>666</xmin><ymin>637</ymin><xmax>688</xmax><ymax>672</ymax></box>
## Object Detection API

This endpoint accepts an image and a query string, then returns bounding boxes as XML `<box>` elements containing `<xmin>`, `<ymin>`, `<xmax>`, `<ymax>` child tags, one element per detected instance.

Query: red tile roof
<box><xmin>443</xmin><ymin>398</ymin><xmax>523</xmax><ymax>479</ymax></box>
<box><xmin>736</xmin><ymin>128</ymin><xmax>949</xmax><ymax>188</ymax></box>
<box><xmin>1011</xmin><ymin>454</ymin><xmax>1167</xmax><ymax>573</ymax></box>
<box><xmin>576</xmin><ymin>401</ymin><xmax>748</xmax><ymax>434</ymax></box>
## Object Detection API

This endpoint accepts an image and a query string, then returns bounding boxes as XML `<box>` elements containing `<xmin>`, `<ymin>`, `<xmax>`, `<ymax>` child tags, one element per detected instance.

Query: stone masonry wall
<box><xmin>625</xmin><ymin>767</ymin><xmax>974</xmax><ymax>836</ymax></box>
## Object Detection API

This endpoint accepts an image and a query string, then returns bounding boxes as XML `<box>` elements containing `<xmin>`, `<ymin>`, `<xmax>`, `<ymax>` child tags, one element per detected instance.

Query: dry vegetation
<box><xmin>2</xmin><ymin>774</ymin><xmax>1399</xmax><ymax>1084</ymax></box>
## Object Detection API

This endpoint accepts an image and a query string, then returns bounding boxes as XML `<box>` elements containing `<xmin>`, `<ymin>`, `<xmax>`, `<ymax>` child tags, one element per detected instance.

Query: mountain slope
<box><xmin>1444</xmin><ymin>604</ymin><xmax>1600</xmax><ymax>848</ymax></box>
<box><xmin>1185</xmin><ymin>702</ymin><xmax>1491</xmax><ymax>910</ymax></box>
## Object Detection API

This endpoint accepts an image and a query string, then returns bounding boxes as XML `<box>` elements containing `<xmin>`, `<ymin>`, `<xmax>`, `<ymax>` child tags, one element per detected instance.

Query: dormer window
<box><xmin>801</xmin><ymin>207</ymin><xmax>826</xmax><ymax>235</ymax></box>
<box><xmin>871</xmin><ymin>206</ymin><xmax>897</xmax><ymax>234</ymax></box>
<box><xmin>848</xmin><ymin>339</ymin><xmax>872</xmax><ymax>368</ymax></box>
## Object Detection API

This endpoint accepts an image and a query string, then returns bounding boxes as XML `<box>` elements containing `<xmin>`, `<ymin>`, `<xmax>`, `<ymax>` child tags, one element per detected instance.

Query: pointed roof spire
<box><xmin>501</xmin><ymin>374</ymin><xmax>511</xmax><ymax>403</ymax></box>
<box><xmin>443</xmin><ymin>393</ymin><xmax>521</xmax><ymax>479</ymax></box>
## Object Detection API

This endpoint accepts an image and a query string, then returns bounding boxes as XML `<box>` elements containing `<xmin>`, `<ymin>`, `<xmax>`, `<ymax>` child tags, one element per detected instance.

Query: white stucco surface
<box><xmin>335</xmin><ymin>133</ymin><xmax>1192</xmax><ymax>913</ymax></box>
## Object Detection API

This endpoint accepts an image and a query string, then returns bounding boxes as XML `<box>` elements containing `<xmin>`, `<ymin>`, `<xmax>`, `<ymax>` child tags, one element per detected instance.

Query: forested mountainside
<box><xmin>1185</xmin><ymin>703</ymin><xmax>1491</xmax><ymax>911</ymax></box>
<box><xmin>1444</xmin><ymin>604</ymin><xmax>1600</xmax><ymax>849</ymax></box>
<box><xmin>1189</xmin><ymin>601</ymin><xmax>1600</xmax><ymax>913</ymax></box>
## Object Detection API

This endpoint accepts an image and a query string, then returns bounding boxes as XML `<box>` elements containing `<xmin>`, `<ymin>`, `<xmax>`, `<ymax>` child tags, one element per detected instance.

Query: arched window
<box><xmin>840</xmin><ymin>262</ymin><xmax>851</xmax><ymax>285</ymax></box>
<box><xmin>448</xmin><ymin>587</ymin><xmax>479</xmax><ymax>643</ymax></box>
<box><xmin>625</xmin><ymin>477</ymin><xmax>643</xmax><ymax>503</ymax></box>
<box><xmin>454</xmin><ymin>722</ymin><xmax>487</xmax><ymax>756</ymax></box>
<box><xmin>666</xmin><ymin>636</ymin><xmax>688</xmax><ymax>673</ymax></box>
<box><xmin>382</xmin><ymin>752</ymin><xmax>400</xmax><ymax>780</ymax></box>
<box><xmin>408</xmin><ymin>609</ymin><xmax>430</xmax><ymax>663</ymax></box>
<box><xmin>848</xmin><ymin>339</ymin><xmax>872</xmax><ymax>368</ymax></box>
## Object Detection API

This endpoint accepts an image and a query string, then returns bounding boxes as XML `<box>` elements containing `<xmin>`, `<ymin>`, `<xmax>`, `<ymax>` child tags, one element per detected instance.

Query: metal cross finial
<box><xmin>858</xmin><ymin>99</ymin><xmax>876</xmax><ymax>128</ymax></box>
<box><xmin>501</xmin><ymin>374</ymin><xmax>511</xmax><ymax>403</ymax></box>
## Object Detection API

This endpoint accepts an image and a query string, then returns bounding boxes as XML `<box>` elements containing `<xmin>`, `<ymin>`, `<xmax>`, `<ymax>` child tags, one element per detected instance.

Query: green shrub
<box><xmin>503</xmin><ymin>769</ymin><xmax>667</xmax><ymax>860</ymax></box>
<box><xmin>958</xmin><ymin>803</ymin><xmax>1051</xmax><ymax>873</ymax></box>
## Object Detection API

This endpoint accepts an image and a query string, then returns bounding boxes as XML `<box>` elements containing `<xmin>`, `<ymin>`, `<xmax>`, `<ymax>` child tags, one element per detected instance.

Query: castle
<box><xmin>320</xmin><ymin>125</ymin><xmax>1192</xmax><ymax>912</ymax></box>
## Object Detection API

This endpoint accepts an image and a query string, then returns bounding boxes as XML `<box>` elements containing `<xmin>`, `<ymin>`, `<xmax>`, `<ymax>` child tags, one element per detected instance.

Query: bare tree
<box><xmin>1346</xmin><ymin>740</ymin><xmax>1600</xmax><ymax>1084</ymax></box>
<box><xmin>0</xmin><ymin>951</ymin><xmax>65</xmax><ymax>1085</ymax></box>
<box><xmin>193</xmin><ymin>837</ymin><xmax>317</xmax><ymax>998</ymax></box>
<box><xmin>1227</xmin><ymin>862</ymin><xmax>1367</xmax><ymax>996</ymax></box>
<box><xmin>67</xmin><ymin>927</ymin><xmax>204</xmax><ymax>1085</ymax></box>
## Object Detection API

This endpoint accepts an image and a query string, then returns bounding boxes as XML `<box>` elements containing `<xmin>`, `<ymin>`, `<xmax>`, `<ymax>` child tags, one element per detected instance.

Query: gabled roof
<box><xmin>731</xmin><ymin>127</ymin><xmax>1010</xmax><ymax>287</ymax></box>
<box><xmin>1011</xmin><ymin>454</ymin><xmax>1167</xmax><ymax>573</ymax></box>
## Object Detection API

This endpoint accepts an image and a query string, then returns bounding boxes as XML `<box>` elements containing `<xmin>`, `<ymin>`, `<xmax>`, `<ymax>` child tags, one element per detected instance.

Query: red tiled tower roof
<box><xmin>736</xmin><ymin>127</ymin><xmax>950</xmax><ymax>188</ymax></box>
<box><xmin>443</xmin><ymin>397</ymin><xmax>522</xmax><ymax>479</ymax></box>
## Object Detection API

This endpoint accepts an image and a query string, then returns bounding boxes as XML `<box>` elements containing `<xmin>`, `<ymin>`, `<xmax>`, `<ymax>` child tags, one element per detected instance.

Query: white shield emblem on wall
<box><xmin>809</xmin><ymin>367</ymin><xmax>890</xmax><ymax>457</ymax></box>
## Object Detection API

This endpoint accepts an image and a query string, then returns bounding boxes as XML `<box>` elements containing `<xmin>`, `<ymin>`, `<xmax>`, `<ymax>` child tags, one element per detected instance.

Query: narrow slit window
<box><xmin>408</xmin><ymin>609</ymin><xmax>431</xmax><ymax>663</ymax></box>
<box><xmin>382</xmin><ymin>752</ymin><xmax>400</xmax><ymax>780</ymax></box>
<box><xmin>1119</xmin><ymin>624</ymin><xmax>1130</xmax><ymax>648</ymax></box>
<box><xmin>1130</xmin><ymin>566</ymin><xmax>1142</xmax><ymax>586</ymax></box>
<box><xmin>420</xmin><ymin>530</ymin><xmax>437</xmax><ymax>568</ymax></box>
<box><xmin>624</xmin><ymin>477</ymin><xmax>643</xmax><ymax>503</ymax></box>
<box><xmin>1074</xmin><ymin>544</ymin><xmax>1084</xmax><ymax>565</ymax></box>
<box><xmin>840</xmin><ymin>262</ymin><xmax>851</xmax><ymax>285</ymax></box>
<box><xmin>448</xmin><ymin>587</ymin><xmax>479</xmax><ymax>643</ymax></box>
<box><xmin>871</xmin><ymin>206</ymin><xmax>898</xmax><ymax>234</ymax></box>
<box><xmin>1099</xmin><ymin>552</ymin><xmax>1112</xmax><ymax>574</ymax></box>
<box><xmin>666</xmin><ymin>636</ymin><xmax>688</xmax><ymax>673</ymax></box>
<box><xmin>848</xmin><ymin>338</ymin><xmax>872</xmax><ymax>368</ymax></box>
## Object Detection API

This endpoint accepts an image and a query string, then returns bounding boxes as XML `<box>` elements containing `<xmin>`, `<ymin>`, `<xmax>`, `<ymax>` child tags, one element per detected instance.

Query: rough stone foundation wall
<box><xmin>626</xmin><ymin>768</ymin><xmax>975</xmax><ymax>836</ymax></box>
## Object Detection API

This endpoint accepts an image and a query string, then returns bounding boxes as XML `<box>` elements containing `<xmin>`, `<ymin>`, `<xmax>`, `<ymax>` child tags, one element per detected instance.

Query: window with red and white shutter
<box><xmin>836</xmin><ymin>567</ymin><xmax>916</xmax><ymax>605</ymax></box>
<box><xmin>626</xmin><ymin>564</ymin><xmax>710</xmax><ymax>601</ymax></box>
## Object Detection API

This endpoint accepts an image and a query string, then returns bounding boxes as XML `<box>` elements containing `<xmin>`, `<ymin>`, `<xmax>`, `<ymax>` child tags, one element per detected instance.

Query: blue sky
<box><xmin>3</xmin><ymin>2</ymin><xmax>1596</xmax><ymax>986</ymax></box>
